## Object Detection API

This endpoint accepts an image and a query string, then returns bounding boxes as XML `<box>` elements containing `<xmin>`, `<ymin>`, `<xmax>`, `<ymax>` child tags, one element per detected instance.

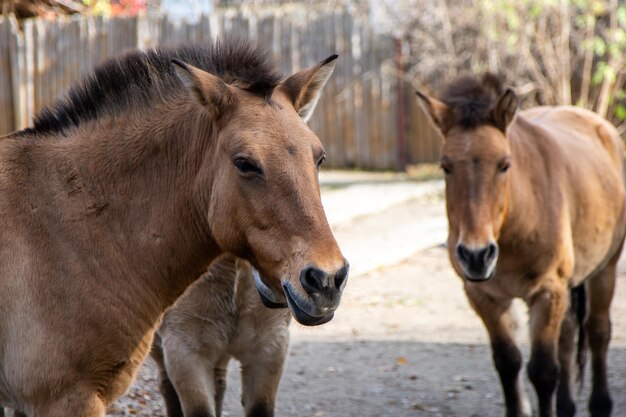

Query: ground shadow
<box><xmin>141</xmin><ymin>339</ymin><xmax>624</xmax><ymax>417</ymax></box>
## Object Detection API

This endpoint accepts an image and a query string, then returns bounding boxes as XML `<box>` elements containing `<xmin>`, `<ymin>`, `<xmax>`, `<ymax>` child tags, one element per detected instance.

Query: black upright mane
<box><xmin>29</xmin><ymin>39</ymin><xmax>283</xmax><ymax>135</ymax></box>
<box><xmin>439</xmin><ymin>73</ymin><xmax>505</xmax><ymax>129</ymax></box>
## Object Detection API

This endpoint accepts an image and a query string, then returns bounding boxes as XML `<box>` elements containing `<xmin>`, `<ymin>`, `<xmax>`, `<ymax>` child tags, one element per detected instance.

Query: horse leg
<box><xmin>465</xmin><ymin>287</ymin><xmax>530</xmax><ymax>417</ymax></box>
<box><xmin>526</xmin><ymin>283</ymin><xmax>569</xmax><ymax>417</ymax></box>
<box><xmin>213</xmin><ymin>355</ymin><xmax>230</xmax><ymax>417</ymax></box>
<box><xmin>164</xmin><ymin>349</ymin><xmax>217</xmax><ymax>417</ymax></box>
<box><xmin>158</xmin><ymin>375</ymin><xmax>184</xmax><ymax>417</ymax></box>
<box><xmin>586</xmin><ymin>259</ymin><xmax>617</xmax><ymax>417</ymax></box>
<box><xmin>151</xmin><ymin>338</ymin><xmax>184</xmax><ymax>417</ymax></box>
<box><xmin>556</xmin><ymin>294</ymin><xmax>577</xmax><ymax>417</ymax></box>
<box><xmin>240</xmin><ymin>339</ymin><xmax>289</xmax><ymax>417</ymax></box>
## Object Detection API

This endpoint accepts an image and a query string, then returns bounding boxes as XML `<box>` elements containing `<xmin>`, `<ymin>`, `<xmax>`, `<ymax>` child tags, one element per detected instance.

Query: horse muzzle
<box><xmin>283</xmin><ymin>262</ymin><xmax>349</xmax><ymax>325</ymax></box>
<box><xmin>252</xmin><ymin>262</ymin><xmax>349</xmax><ymax>326</ymax></box>
<box><xmin>455</xmin><ymin>241</ymin><xmax>498</xmax><ymax>282</ymax></box>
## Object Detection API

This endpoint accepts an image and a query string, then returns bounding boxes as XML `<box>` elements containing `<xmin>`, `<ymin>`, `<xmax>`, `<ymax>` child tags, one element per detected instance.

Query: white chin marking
<box><xmin>252</xmin><ymin>268</ymin><xmax>284</xmax><ymax>304</ymax></box>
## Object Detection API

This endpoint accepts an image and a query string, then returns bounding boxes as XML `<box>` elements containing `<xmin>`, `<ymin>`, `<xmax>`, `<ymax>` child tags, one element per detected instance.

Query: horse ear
<box><xmin>491</xmin><ymin>88</ymin><xmax>517</xmax><ymax>133</ymax></box>
<box><xmin>171</xmin><ymin>59</ymin><xmax>236</xmax><ymax>120</ymax></box>
<box><xmin>415</xmin><ymin>91</ymin><xmax>449</xmax><ymax>134</ymax></box>
<box><xmin>280</xmin><ymin>54</ymin><xmax>338</xmax><ymax>122</ymax></box>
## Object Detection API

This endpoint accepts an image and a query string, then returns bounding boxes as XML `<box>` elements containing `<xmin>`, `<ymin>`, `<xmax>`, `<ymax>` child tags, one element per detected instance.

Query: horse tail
<box><xmin>571</xmin><ymin>284</ymin><xmax>587</xmax><ymax>391</ymax></box>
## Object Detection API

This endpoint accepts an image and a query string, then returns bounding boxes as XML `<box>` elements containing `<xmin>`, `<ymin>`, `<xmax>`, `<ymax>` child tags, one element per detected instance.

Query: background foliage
<box><xmin>375</xmin><ymin>0</ymin><xmax>626</xmax><ymax>134</ymax></box>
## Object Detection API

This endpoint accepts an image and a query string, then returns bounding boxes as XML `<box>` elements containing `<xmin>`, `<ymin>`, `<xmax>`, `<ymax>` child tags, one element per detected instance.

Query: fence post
<box><xmin>8</xmin><ymin>15</ymin><xmax>28</xmax><ymax>130</ymax></box>
<box><xmin>0</xmin><ymin>17</ymin><xmax>14</xmax><ymax>134</ymax></box>
<box><xmin>395</xmin><ymin>37</ymin><xmax>407</xmax><ymax>170</ymax></box>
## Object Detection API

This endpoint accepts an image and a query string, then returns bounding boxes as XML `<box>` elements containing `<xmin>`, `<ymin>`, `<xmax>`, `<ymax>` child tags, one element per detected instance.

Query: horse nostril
<box><xmin>483</xmin><ymin>242</ymin><xmax>498</xmax><ymax>264</ymax></box>
<box><xmin>456</xmin><ymin>243</ymin><xmax>498</xmax><ymax>268</ymax></box>
<box><xmin>456</xmin><ymin>244</ymin><xmax>472</xmax><ymax>265</ymax></box>
<box><xmin>300</xmin><ymin>266</ymin><xmax>327</xmax><ymax>295</ymax></box>
<box><xmin>334</xmin><ymin>263</ymin><xmax>349</xmax><ymax>289</ymax></box>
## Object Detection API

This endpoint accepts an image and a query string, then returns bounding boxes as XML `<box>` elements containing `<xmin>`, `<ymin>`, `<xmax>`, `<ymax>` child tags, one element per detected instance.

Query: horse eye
<box><xmin>317</xmin><ymin>155</ymin><xmax>326</xmax><ymax>169</ymax></box>
<box><xmin>234</xmin><ymin>157</ymin><xmax>263</xmax><ymax>176</ymax></box>
<box><xmin>440</xmin><ymin>162</ymin><xmax>452</xmax><ymax>175</ymax></box>
<box><xmin>498</xmin><ymin>160</ymin><xmax>511</xmax><ymax>173</ymax></box>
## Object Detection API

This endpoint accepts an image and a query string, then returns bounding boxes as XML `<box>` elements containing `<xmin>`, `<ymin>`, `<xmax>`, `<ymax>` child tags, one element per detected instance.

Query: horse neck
<box><xmin>47</xmin><ymin>100</ymin><xmax>221</xmax><ymax>314</ymax></box>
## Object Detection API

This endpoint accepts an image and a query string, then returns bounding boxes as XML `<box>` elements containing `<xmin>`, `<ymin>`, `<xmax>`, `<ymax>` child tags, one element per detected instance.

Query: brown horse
<box><xmin>152</xmin><ymin>254</ymin><xmax>290</xmax><ymax>417</ymax></box>
<box><xmin>417</xmin><ymin>74</ymin><xmax>626</xmax><ymax>417</ymax></box>
<box><xmin>0</xmin><ymin>40</ymin><xmax>348</xmax><ymax>417</ymax></box>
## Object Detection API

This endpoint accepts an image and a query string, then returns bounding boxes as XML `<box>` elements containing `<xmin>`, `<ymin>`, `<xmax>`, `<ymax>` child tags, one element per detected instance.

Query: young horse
<box><xmin>152</xmin><ymin>254</ymin><xmax>291</xmax><ymax>417</ymax></box>
<box><xmin>0</xmin><ymin>40</ymin><xmax>348</xmax><ymax>417</ymax></box>
<box><xmin>417</xmin><ymin>74</ymin><xmax>626</xmax><ymax>417</ymax></box>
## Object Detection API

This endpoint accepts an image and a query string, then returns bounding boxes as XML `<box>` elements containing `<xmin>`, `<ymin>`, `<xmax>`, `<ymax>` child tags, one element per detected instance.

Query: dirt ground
<box><xmin>106</xmin><ymin>173</ymin><xmax>626</xmax><ymax>417</ymax></box>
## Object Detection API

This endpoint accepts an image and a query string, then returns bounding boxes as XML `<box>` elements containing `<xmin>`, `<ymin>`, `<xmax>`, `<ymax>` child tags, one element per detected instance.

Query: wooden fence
<box><xmin>0</xmin><ymin>7</ymin><xmax>441</xmax><ymax>170</ymax></box>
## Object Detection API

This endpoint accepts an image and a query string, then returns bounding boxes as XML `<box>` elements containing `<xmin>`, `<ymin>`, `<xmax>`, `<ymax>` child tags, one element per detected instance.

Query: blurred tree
<box><xmin>104</xmin><ymin>0</ymin><xmax>146</xmax><ymax>16</ymax></box>
<box><xmin>1</xmin><ymin>0</ymin><xmax>86</xmax><ymax>17</ymax></box>
<box><xmin>0</xmin><ymin>0</ymin><xmax>147</xmax><ymax>17</ymax></box>
<box><xmin>376</xmin><ymin>0</ymin><xmax>626</xmax><ymax>134</ymax></box>
<box><xmin>481</xmin><ymin>0</ymin><xmax>626</xmax><ymax>132</ymax></box>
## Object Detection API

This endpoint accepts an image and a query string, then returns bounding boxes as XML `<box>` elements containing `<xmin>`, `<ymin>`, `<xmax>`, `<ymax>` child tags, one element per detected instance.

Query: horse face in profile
<box><xmin>173</xmin><ymin>56</ymin><xmax>348</xmax><ymax>325</ymax></box>
<box><xmin>418</xmin><ymin>84</ymin><xmax>517</xmax><ymax>281</ymax></box>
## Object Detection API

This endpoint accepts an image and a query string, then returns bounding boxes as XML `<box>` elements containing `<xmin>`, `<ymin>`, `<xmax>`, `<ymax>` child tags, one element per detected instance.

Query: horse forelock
<box><xmin>27</xmin><ymin>39</ymin><xmax>283</xmax><ymax>135</ymax></box>
<box><xmin>440</xmin><ymin>73</ymin><xmax>505</xmax><ymax>130</ymax></box>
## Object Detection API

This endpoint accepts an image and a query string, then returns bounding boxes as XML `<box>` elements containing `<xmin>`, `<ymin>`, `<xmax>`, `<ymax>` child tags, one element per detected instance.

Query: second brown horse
<box><xmin>418</xmin><ymin>74</ymin><xmax>626</xmax><ymax>417</ymax></box>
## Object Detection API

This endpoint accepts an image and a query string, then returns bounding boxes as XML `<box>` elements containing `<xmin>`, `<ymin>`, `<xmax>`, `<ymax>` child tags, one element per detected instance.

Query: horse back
<box><xmin>519</xmin><ymin>106</ymin><xmax>624</xmax><ymax>169</ymax></box>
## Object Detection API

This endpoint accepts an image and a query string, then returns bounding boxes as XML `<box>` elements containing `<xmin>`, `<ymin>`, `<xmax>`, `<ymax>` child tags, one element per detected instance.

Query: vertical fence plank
<box><xmin>8</xmin><ymin>15</ymin><xmax>27</xmax><ymax>130</ymax></box>
<box><xmin>352</xmin><ymin>20</ymin><xmax>365</xmax><ymax>168</ymax></box>
<box><xmin>198</xmin><ymin>14</ymin><xmax>211</xmax><ymax>43</ymax></box>
<box><xmin>44</xmin><ymin>20</ymin><xmax>54</xmax><ymax>107</ymax></box>
<box><xmin>326</xmin><ymin>11</ymin><xmax>341</xmax><ymax>167</ymax></box>
<box><xmin>0</xmin><ymin>17</ymin><xmax>14</xmax><ymax>134</ymax></box>
<box><xmin>33</xmin><ymin>19</ymin><xmax>44</xmax><ymax>115</ymax></box>
<box><xmin>255</xmin><ymin>13</ymin><xmax>274</xmax><ymax>52</ymax></box>
<box><xmin>279</xmin><ymin>12</ymin><xmax>292</xmax><ymax>76</ymax></box>
<box><xmin>23</xmin><ymin>19</ymin><xmax>35</xmax><ymax>125</ymax></box>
